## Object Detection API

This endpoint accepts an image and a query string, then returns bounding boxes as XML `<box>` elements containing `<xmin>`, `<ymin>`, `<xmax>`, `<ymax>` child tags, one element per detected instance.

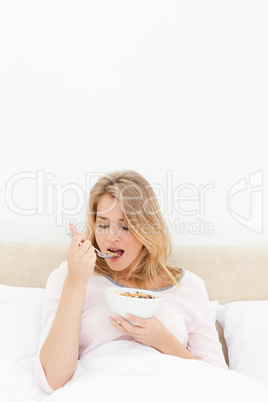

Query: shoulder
<box><xmin>171</xmin><ymin>270</ymin><xmax>209</xmax><ymax>310</ymax></box>
<box><xmin>181</xmin><ymin>269</ymin><xmax>205</xmax><ymax>286</ymax></box>
<box><xmin>179</xmin><ymin>269</ymin><xmax>207</xmax><ymax>296</ymax></box>
<box><xmin>45</xmin><ymin>260</ymin><xmax>68</xmax><ymax>291</ymax></box>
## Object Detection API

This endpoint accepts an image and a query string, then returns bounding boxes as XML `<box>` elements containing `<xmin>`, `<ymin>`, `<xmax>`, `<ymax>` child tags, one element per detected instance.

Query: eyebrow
<box><xmin>96</xmin><ymin>216</ymin><xmax>125</xmax><ymax>222</ymax></box>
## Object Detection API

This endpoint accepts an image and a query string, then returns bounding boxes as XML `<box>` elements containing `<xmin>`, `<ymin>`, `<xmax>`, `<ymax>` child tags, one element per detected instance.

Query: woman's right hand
<box><xmin>66</xmin><ymin>223</ymin><xmax>96</xmax><ymax>284</ymax></box>
<box><xmin>40</xmin><ymin>222</ymin><xmax>96</xmax><ymax>391</ymax></box>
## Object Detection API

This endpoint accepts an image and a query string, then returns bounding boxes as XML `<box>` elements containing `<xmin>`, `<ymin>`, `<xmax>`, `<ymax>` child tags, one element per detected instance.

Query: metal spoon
<box><xmin>68</xmin><ymin>233</ymin><xmax>116</xmax><ymax>259</ymax></box>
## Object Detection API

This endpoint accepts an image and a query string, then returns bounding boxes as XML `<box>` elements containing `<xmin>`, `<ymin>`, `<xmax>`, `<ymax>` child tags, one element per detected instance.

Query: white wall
<box><xmin>0</xmin><ymin>1</ymin><xmax>267</xmax><ymax>246</ymax></box>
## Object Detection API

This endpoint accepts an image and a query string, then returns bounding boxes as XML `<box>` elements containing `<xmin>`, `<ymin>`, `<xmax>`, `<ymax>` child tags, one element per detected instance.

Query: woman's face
<box><xmin>95</xmin><ymin>194</ymin><xmax>143</xmax><ymax>275</ymax></box>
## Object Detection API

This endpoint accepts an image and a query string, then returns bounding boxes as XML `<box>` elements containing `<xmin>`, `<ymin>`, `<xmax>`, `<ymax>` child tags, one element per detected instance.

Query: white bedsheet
<box><xmin>0</xmin><ymin>284</ymin><xmax>268</xmax><ymax>402</ymax></box>
<box><xmin>2</xmin><ymin>338</ymin><xmax>268</xmax><ymax>402</ymax></box>
<box><xmin>47</xmin><ymin>341</ymin><xmax>268</xmax><ymax>402</ymax></box>
<box><xmin>27</xmin><ymin>341</ymin><xmax>268</xmax><ymax>402</ymax></box>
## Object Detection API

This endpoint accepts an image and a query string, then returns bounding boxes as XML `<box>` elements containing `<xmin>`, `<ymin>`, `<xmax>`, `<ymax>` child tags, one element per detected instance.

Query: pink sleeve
<box><xmin>186</xmin><ymin>279</ymin><xmax>229</xmax><ymax>370</ymax></box>
<box><xmin>34</xmin><ymin>355</ymin><xmax>54</xmax><ymax>394</ymax></box>
<box><xmin>34</xmin><ymin>261</ymin><xmax>68</xmax><ymax>393</ymax></box>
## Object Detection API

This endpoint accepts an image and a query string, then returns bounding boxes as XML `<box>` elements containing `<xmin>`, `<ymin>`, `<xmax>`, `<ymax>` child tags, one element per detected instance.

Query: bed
<box><xmin>0</xmin><ymin>243</ymin><xmax>268</xmax><ymax>401</ymax></box>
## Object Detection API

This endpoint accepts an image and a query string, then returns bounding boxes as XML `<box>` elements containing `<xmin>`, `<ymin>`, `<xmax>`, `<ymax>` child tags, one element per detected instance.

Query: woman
<box><xmin>35</xmin><ymin>170</ymin><xmax>228</xmax><ymax>394</ymax></box>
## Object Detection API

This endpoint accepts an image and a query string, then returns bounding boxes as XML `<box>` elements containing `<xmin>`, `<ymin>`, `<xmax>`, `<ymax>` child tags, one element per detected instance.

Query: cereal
<box><xmin>116</xmin><ymin>290</ymin><xmax>156</xmax><ymax>299</ymax></box>
<box><xmin>104</xmin><ymin>251</ymin><xmax>117</xmax><ymax>256</ymax></box>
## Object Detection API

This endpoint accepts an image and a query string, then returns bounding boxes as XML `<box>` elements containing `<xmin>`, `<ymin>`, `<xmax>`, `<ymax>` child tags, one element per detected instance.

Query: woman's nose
<box><xmin>106</xmin><ymin>224</ymin><xmax>121</xmax><ymax>242</ymax></box>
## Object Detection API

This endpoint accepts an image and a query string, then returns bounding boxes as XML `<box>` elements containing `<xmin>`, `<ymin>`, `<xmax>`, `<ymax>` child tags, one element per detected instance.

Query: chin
<box><xmin>107</xmin><ymin>261</ymin><xmax>131</xmax><ymax>273</ymax></box>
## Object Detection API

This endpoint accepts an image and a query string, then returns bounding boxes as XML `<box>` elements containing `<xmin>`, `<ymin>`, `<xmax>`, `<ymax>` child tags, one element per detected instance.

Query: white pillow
<box><xmin>217</xmin><ymin>301</ymin><xmax>268</xmax><ymax>386</ymax></box>
<box><xmin>0</xmin><ymin>284</ymin><xmax>45</xmax><ymax>311</ymax></box>
<box><xmin>0</xmin><ymin>285</ymin><xmax>44</xmax><ymax>370</ymax></box>
<box><xmin>0</xmin><ymin>304</ymin><xmax>42</xmax><ymax>369</ymax></box>
<box><xmin>209</xmin><ymin>300</ymin><xmax>218</xmax><ymax>322</ymax></box>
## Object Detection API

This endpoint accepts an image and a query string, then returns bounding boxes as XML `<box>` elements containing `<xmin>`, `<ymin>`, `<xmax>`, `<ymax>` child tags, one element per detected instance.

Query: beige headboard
<box><xmin>0</xmin><ymin>243</ymin><xmax>68</xmax><ymax>289</ymax></box>
<box><xmin>167</xmin><ymin>246</ymin><xmax>268</xmax><ymax>304</ymax></box>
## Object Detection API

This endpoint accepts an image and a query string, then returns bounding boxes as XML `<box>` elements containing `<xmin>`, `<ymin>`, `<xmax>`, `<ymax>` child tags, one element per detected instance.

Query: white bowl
<box><xmin>104</xmin><ymin>287</ymin><xmax>163</xmax><ymax>320</ymax></box>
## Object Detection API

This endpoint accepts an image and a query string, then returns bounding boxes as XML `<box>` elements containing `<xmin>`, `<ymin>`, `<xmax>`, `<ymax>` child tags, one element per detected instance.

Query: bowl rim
<box><xmin>104</xmin><ymin>287</ymin><xmax>163</xmax><ymax>300</ymax></box>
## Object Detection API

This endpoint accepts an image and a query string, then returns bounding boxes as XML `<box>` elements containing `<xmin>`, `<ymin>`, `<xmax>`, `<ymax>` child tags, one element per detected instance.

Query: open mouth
<box><xmin>107</xmin><ymin>248</ymin><xmax>125</xmax><ymax>258</ymax></box>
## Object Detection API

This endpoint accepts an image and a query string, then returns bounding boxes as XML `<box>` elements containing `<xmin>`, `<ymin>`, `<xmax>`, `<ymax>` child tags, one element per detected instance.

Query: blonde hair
<box><xmin>86</xmin><ymin>170</ymin><xmax>182</xmax><ymax>288</ymax></box>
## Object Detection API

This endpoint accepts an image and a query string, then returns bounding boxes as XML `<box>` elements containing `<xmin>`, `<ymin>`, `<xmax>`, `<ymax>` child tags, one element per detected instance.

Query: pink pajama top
<box><xmin>35</xmin><ymin>261</ymin><xmax>228</xmax><ymax>393</ymax></box>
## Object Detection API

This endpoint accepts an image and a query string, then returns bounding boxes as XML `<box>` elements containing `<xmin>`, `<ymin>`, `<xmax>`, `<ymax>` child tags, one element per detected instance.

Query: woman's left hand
<box><xmin>108</xmin><ymin>314</ymin><xmax>168</xmax><ymax>351</ymax></box>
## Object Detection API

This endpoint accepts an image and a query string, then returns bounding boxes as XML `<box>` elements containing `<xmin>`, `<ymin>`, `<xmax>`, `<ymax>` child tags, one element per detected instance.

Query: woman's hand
<box><xmin>40</xmin><ymin>222</ymin><xmax>96</xmax><ymax>391</ymax></box>
<box><xmin>108</xmin><ymin>313</ymin><xmax>199</xmax><ymax>361</ymax></box>
<box><xmin>108</xmin><ymin>314</ymin><xmax>169</xmax><ymax>351</ymax></box>
<box><xmin>67</xmin><ymin>223</ymin><xmax>96</xmax><ymax>284</ymax></box>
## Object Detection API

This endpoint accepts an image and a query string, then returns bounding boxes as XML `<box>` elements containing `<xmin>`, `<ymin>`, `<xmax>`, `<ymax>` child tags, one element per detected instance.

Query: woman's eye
<box><xmin>96</xmin><ymin>224</ymin><xmax>129</xmax><ymax>231</ymax></box>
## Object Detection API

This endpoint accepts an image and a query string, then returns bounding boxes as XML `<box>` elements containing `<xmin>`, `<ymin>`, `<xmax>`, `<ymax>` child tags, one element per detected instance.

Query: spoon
<box><xmin>68</xmin><ymin>233</ymin><xmax>116</xmax><ymax>259</ymax></box>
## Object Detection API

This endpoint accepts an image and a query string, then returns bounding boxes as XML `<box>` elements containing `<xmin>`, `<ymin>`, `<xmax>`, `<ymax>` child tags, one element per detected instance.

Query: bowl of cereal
<box><xmin>104</xmin><ymin>287</ymin><xmax>163</xmax><ymax>320</ymax></box>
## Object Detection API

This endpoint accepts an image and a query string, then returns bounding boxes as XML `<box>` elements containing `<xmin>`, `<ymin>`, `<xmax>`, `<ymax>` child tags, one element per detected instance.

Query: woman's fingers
<box><xmin>71</xmin><ymin>234</ymin><xmax>87</xmax><ymax>248</ymax></box>
<box><xmin>68</xmin><ymin>223</ymin><xmax>89</xmax><ymax>248</ymax></box>
<box><xmin>124</xmin><ymin>314</ymin><xmax>148</xmax><ymax>327</ymax></box>
<box><xmin>108</xmin><ymin>314</ymin><xmax>147</xmax><ymax>334</ymax></box>
<box><xmin>82</xmin><ymin>240</ymin><xmax>96</xmax><ymax>257</ymax></box>
<box><xmin>108</xmin><ymin>315</ymin><xmax>130</xmax><ymax>334</ymax></box>
<box><xmin>66</xmin><ymin>223</ymin><xmax>96</xmax><ymax>284</ymax></box>
<box><xmin>69</xmin><ymin>222</ymin><xmax>78</xmax><ymax>236</ymax></box>
<box><xmin>108</xmin><ymin>314</ymin><xmax>166</xmax><ymax>350</ymax></box>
